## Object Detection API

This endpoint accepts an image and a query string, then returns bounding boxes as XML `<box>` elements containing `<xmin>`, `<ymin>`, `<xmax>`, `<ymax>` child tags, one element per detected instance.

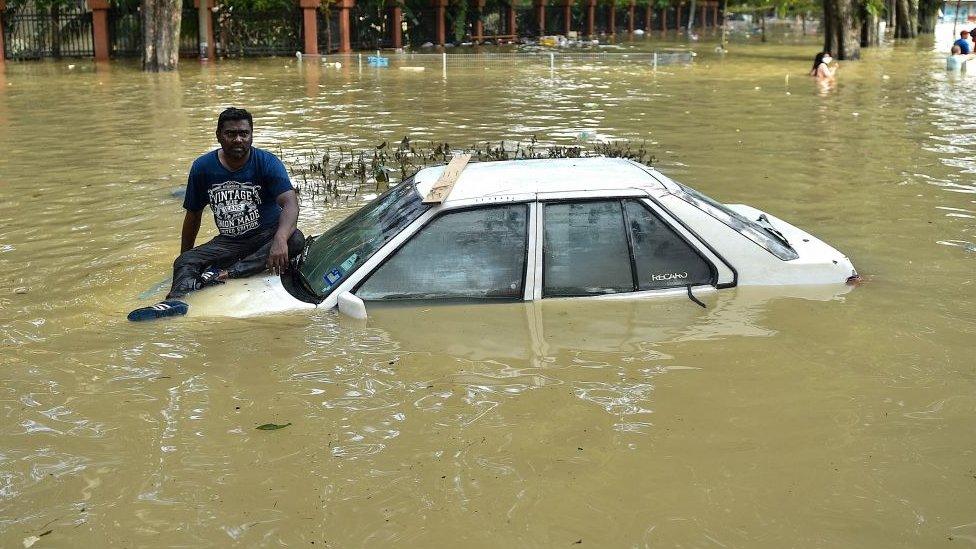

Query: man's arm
<box><xmin>180</xmin><ymin>209</ymin><xmax>204</xmax><ymax>253</ymax></box>
<box><xmin>267</xmin><ymin>190</ymin><xmax>299</xmax><ymax>274</ymax></box>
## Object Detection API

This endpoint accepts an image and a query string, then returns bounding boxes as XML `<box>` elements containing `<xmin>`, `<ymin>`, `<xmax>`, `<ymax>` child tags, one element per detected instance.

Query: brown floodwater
<box><xmin>1</xmin><ymin>32</ymin><xmax>975</xmax><ymax>547</ymax></box>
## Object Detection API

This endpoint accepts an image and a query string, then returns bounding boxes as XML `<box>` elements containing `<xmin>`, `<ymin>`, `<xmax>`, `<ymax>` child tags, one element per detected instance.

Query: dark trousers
<box><xmin>167</xmin><ymin>226</ymin><xmax>305</xmax><ymax>299</ymax></box>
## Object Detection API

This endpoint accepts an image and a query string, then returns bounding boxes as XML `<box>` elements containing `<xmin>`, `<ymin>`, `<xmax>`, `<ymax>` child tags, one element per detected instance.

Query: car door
<box><xmin>536</xmin><ymin>198</ymin><xmax>719</xmax><ymax>300</ymax></box>
<box><xmin>353</xmin><ymin>203</ymin><xmax>531</xmax><ymax>302</ymax></box>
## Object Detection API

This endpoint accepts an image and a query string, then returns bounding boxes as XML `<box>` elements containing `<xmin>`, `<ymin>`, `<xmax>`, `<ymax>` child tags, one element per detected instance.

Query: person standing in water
<box><xmin>954</xmin><ymin>30</ymin><xmax>972</xmax><ymax>54</ymax></box>
<box><xmin>810</xmin><ymin>51</ymin><xmax>836</xmax><ymax>81</ymax></box>
<box><xmin>128</xmin><ymin>107</ymin><xmax>305</xmax><ymax>321</ymax></box>
<box><xmin>947</xmin><ymin>44</ymin><xmax>974</xmax><ymax>71</ymax></box>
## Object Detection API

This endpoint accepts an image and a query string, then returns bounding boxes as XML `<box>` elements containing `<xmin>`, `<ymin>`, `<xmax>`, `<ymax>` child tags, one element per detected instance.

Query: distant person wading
<box><xmin>954</xmin><ymin>30</ymin><xmax>972</xmax><ymax>55</ymax></box>
<box><xmin>946</xmin><ymin>30</ymin><xmax>976</xmax><ymax>72</ymax></box>
<box><xmin>810</xmin><ymin>51</ymin><xmax>836</xmax><ymax>81</ymax></box>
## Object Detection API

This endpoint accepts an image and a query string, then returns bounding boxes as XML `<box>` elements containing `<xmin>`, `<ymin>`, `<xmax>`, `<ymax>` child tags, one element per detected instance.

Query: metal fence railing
<box><xmin>178</xmin><ymin>6</ymin><xmax>201</xmax><ymax>57</ymax></box>
<box><xmin>215</xmin><ymin>4</ymin><xmax>302</xmax><ymax>57</ymax></box>
<box><xmin>403</xmin><ymin>6</ymin><xmax>436</xmax><ymax>46</ymax></box>
<box><xmin>3</xmin><ymin>2</ymin><xmax>207</xmax><ymax>60</ymax></box>
<box><xmin>308</xmin><ymin>50</ymin><xmax>695</xmax><ymax>72</ymax></box>
<box><xmin>2</xmin><ymin>0</ymin><xmax>92</xmax><ymax>60</ymax></box>
<box><xmin>3</xmin><ymin>3</ymin><xmax>705</xmax><ymax>61</ymax></box>
<box><xmin>108</xmin><ymin>4</ymin><xmax>140</xmax><ymax>57</ymax></box>
<box><xmin>319</xmin><ymin>5</ymin><xmax>393</xmax><ymax>54</ymax></box>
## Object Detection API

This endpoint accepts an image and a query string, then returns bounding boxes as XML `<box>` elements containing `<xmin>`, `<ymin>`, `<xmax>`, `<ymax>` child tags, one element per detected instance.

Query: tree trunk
<box><xmin>51</xmin><ymin>4</ymin><xmax>61</xmax><ymax>58</ymax></box>
<box><xmin>894</xmin><ymin>0</ymin><xmax>917</xmax><ymax>38</ymax></box>
<box><xmin>759</xmin><ymin>10</ymin><xmax>765</xmax><ymax>42</ymax></box>
<box><xmin>720</xmin><ymin>0</ymin><xmax>727</xmax><ymax>46</ymax></box>
<box><xmin>686</xmin><ymin>0</ymin><xmax>696</xmax><ymax>33</ymax></box>
<box><xmin>326</xmin><ymin>8</ymin><xmax>333</xmax><ymax>52</ymax></box>
<box><xmin>142</xmin><ymin>0</ymin><xmax>183</xmax><ymax>72</ymax></box>
<box><xmin>861</xmin><ymin>8</ymin><xmax>878</xmax><ymax>46</ymax></box>
<box><xmin>917</xmin><ymin>0</ymin><xmax>939</xmax><ymax>33</ymax></box>
<box><xmin>823</xmin><ymin>0</ymin><xmax>860</xmax><ymax>59</ymax></box>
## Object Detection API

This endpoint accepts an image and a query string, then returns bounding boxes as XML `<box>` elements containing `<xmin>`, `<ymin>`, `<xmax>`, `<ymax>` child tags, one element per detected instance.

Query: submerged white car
<box><xmin>183</xmin><ymin>157</ymin><xmax>858</xmax><ymax>318</ymax></box>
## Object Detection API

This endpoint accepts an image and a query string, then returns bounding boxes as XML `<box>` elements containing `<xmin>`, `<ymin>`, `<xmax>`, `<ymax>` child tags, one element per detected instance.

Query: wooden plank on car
<box><xmin>423</xmin><ymin>153</ymin><xmax>471</xmax><ymax>204</ymax></box>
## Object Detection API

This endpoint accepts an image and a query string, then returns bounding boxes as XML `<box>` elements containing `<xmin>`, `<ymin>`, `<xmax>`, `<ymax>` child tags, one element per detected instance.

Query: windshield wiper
<box><xmin>756</xmin><ymin>214</ymin><xmax>792</xmax><ymax>248</ymax></box>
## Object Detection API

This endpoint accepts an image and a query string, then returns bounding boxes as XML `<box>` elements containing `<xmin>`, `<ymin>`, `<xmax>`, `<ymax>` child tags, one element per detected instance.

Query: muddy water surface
<box><xmin>1</xmin><ymin>35</ymin><xmax>975</xmax><ymax>547</ymax></box>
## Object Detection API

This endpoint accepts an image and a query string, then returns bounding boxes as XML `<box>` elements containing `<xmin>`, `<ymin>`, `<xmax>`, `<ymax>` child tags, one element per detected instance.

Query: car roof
<box><xmin>412</xmin><ymin>157</ymin><xmax>671</xmax><ymax>203</ymax></box>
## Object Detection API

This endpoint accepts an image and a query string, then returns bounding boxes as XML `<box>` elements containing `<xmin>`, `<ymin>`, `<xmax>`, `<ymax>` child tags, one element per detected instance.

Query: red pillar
<box><xmin>388</xmin><ymin>0</ymin><xmax>403</xmax><ymax>48</ymax></box>
<box><xmin>87</xmin><ymin>0</ymin><xmax>110</xmax><ymax>61</ymax></box>
<box><xmin>508</xmin><ymin>2</ymin><xmax>516</xmax><ymax>37</ymax></box>
<box><xmin>627</xmin><ymin>0</ymin><xmax>634</xmax><ymax>34</ymax></box>
<box><xmin>433</xmin><ymin>0</ymin><xmax>446</xmax><ymax>46</ymax></box>
<box><xmin>338</xmin><ymin>0</ymin><xmax>353</xmax><ymax>52</ymax></box>
<box><xmin>586</xmin><ymin>0</ymin><xmax>595</xmax><ymax>37</ymax></box>
<box><xmin>298</xmin><ymin>0</ymin><xmax>319</xmax><ymax>55</ymax></box>
<box><xmin>0</xmin><ymin>0</ymin><xmax>6</xmax><ymax>64</ymax></box>
<box><xmin>535</xmin><ymin>0</ymin><xmax>546</xmax><ymax>35</ymax></box>
<box><xmin>563</xmin><ymin>0</ymin><xmax>572</xmax><ymax>36</ymax></box>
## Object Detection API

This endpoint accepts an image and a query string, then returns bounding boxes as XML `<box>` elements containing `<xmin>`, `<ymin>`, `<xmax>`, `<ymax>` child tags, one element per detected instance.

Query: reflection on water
<box><xmin>1</xmin><ymin>33</ymin><xmax>976</xmax><ymax>546</ymax></box>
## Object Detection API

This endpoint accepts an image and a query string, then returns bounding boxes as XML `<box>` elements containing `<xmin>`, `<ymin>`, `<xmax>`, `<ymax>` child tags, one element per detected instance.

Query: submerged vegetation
<box><xmin>289</xmin><ymin>136</ymin><xmax>655</xmax><ymax>204</ymax></box>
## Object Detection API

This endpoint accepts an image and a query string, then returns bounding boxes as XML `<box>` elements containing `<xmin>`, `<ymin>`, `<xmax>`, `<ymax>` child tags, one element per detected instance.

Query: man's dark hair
<box><xmin>216</xmin><ymin>107</ymin><xmax>253</xmax><ymax>132</ymax></box>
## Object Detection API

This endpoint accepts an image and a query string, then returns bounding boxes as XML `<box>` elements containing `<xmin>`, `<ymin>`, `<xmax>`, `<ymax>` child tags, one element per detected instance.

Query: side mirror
<box><xmin>337</xmin><ymin>292</ymin><xmax>367</xmax><ymax>320</ymax></box>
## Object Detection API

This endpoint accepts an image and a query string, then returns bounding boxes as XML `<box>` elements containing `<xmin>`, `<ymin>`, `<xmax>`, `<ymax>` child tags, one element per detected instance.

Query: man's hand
<box><xmin>267</xmin><ymin>236</ymin><xmax>290</xmax><ymax>275</ymax></box>
<box><xmin>269</xmin><ymin>189</ymin><xmax>299</xmax><ymax>276</ymax></box>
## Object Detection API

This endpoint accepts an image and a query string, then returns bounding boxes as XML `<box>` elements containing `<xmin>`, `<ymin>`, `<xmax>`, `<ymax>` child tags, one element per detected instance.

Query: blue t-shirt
<box><xmin>184</xmin><ymin>147</ymin><xmax>293</xmax><ymax>238</ymax></box>
<box><xmin>955</xmin><ymin>38</ymin><xmax>972</xmax><ymax>54</ymax></box>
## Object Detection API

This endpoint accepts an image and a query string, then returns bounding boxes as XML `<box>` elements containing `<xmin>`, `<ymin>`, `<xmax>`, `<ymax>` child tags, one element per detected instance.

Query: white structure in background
<box><xmin>942</xmin><ymin>0</ymin><xmax>976</xmax><ymax>24</ymax></box>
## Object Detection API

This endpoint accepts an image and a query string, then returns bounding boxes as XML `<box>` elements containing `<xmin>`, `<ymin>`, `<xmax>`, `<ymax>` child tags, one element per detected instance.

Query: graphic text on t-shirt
<box><xmin>209</xmin><ymin>181</ymin><xmax>263</xmax><ymax>236</ymax></box>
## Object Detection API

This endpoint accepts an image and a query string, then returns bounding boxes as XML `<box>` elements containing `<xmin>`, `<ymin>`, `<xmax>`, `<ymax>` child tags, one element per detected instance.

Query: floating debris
<box><xmin>23</xmin><ymin>530</ymin><xmax>52</xmax><ymax>548</ymax></box>
<box><xmin>256</xmin><ymin>422</ymin><xmax>292</xmax><ymax>431</ymax></box>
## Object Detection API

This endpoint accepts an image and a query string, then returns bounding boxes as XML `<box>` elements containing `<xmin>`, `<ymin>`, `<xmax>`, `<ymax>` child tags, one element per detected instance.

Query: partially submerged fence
<box><xmin>1</xmin><ymin>0</ymin><xmax>720</xmax><ymax>61</ymax></box>
<box><xmin>1</xmin><ymin>0</ymin><xmax>92</xmax><ymax>60</ymax></box>
<box><xmin>216</xmin><ymin>3</ymin><xmax>303</xmax><ymax>57</ymax></box>
<box><xmin>305</xmin><ymin>49</ymin><xmax>695</xmax><ymax>73</ymax></box>
<box><xmin>106</xmin><ymin>3</ymin><xmax>201</xmax><ymax>58</ymax></box>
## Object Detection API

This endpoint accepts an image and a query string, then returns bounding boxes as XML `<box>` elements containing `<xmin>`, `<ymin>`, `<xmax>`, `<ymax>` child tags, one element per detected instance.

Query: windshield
<box><xmin>299</xmin><ymin>178</ymin><xmax>431</xmax><ymax>298</ymax></box>
<box><xmin>673</xmin><ymin>184</ymin><xmax>799</xmax><ymax>261</ymax></box>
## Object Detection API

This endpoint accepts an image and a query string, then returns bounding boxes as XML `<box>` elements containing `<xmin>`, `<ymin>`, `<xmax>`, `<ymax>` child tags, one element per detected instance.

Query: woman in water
<box><xmin>810</xmin><ymin>51</ymin><xmax>836</xmax><ymax>80</ymax></box>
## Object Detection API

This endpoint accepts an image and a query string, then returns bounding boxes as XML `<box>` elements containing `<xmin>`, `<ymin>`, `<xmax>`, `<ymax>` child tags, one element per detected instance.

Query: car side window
<box><xmin>624</xmin><ymin>200</ymin><xmax>714</xmax><ymax>289</ymax></box>
<box><xmin>543</xmin><ymin>201</ymin><xmax>634</xmax><ymax>297</ymax></box>
<box><xmin>356</xmin><ymin>204</ymin><xmax>528</xmax><ymax>301</ymax></box>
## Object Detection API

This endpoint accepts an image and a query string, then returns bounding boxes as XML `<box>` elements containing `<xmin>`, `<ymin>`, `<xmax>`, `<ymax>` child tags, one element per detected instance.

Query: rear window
<box><xmin>672</xmin><ymin>184</ymin><xmax>799</xmax><ymax>261</ymax></box>
<box><xmin>541</xmin><ymin>199</ymin><xmax>715</xmax><ymax>298</ymax></box>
